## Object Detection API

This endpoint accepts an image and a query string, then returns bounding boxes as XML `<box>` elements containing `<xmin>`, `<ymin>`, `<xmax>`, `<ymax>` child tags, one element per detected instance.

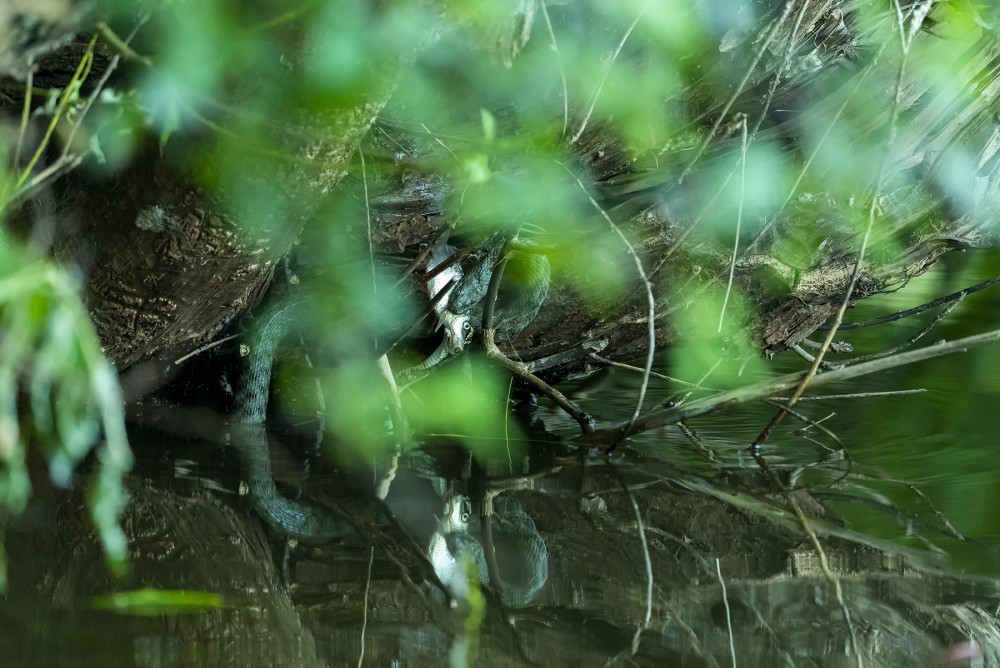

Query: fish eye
<box><xmin>463</xmin><ymin>321</ymin><xmax>472</xmax><ymax>331</ymax></box>
<box><xmin>461</xmin><ymin>512</ymin><xmax>470</xmax><ymax>522</ymax></box>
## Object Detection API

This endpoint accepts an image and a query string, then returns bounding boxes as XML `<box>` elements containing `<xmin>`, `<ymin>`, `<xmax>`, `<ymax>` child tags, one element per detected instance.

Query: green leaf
<box><xmin>92</xmin><ymin>588</ymin><xmax>224</xmax><ymax>616</ymax></box>
<box><xmin>480</xmin><ymin>108</ymin><xmax>496</xmax><ymax>144</ymax></box>
<box><xmin>158</xmin><ymin>98</ymin><xmax>180</xmax><ymax>153</ymax></box>
<box><xmin>463</xmin><ymin>154</ymin><xmax>492</xmax><ymax>185</ymax></box>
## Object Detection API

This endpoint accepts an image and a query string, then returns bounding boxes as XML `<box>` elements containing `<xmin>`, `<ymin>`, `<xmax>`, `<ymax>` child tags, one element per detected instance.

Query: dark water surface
<box><xmin>4</xmin><ymin>252</ymin><xmax>1000</xmax><ymax>667</ymax></box>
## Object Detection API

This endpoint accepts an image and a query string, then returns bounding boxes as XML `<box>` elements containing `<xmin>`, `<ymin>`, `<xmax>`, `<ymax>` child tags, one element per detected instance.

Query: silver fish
<box><xmin>426</xmin><ymin>244</ymin><xmax>473</xmax><ymax>353</ymax></box>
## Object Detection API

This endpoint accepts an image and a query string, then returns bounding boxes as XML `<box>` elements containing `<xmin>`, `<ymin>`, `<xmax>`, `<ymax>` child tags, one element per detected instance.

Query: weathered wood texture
<box><xmin>3</xmin><ymin>2</ymin><xmax>1000</xmax><ymax>382</ymax></box>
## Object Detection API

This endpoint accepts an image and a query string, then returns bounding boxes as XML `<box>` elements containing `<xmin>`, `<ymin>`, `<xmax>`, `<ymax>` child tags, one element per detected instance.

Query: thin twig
<box><xmin>357</xmin><ymin>545</ymin><xmax>374</xmax><ymax>668</ymax></box>
<box><xmin>377</xmin><ymin>355</ymin><xmax>408</xmax><ymax>445</ymax></box>
<box><xmin>22</xmin><ymin>154</ymin><xmax>83</xmax><ymax>193</ymax></box>
<box><xmin>360</xmin><ymin>148</ymin><xmax>377</xmax><ymax>296</ymax></box>
<box><xmin>609</xmin><ymin>461</ymin><xmax>652</xmax><ymax>655</ymax></box>
<box><xmin>381</xmin><ymin>546</ymin><xmax>432</xmax><ymax>611</ymax></box>
<box><xmin>657</xmin><ymin>358</ymin><xmax>722</xmax><ymax>410</ymax></box>
<box><xmin>539</xmin><ymin>0</ymin><xmax>568</xmax><ymax>142</ymax></box>
<box><xmin>763</xmin><ymin>399</ymin><xmax>848</xmax><ymax>454</ymax></box>
<box><xmin>716</xmin><ymin>558</ymin><xmax>737</xmax><ymax>668</ymax></box>
<box><xmin>800</xmin><ymin>338</ymin><xmax>853</xmax><ymax>353</ymax></box>
<box><xmin>558</xmin><ymin>162</ymin><xmax>654</xmax><ymax>447</ymax></box>
<box><xmin>718</xmin><ymin>116</ymin><xmax>748</xmax><ymax>333</ymax></box>
<box><xmin>772</xmin><ymin>389</ymin><xmax>925</xmax><ymax>401</ymax></box>
<box><xmin>570</xmin><ymin>2</ymin><xmax>648</xmax><ymax>144</ymax></box>
<box><xmin>504</xmin><ymin>376</ymin><xmax>515</xmax><ymax>474</ymax></box>
<box><xmin>174</xmin><ymin>334</ymin><xmax>239</xmax><ymax>364</ymax></box>
<box><xmin>481</xmin><ymin>247</ymin><xmax>508</xmax><ymax>334</ymax></box>
<box><xmin>420</xmin><ymin>123</ymin><xmax>458</xmax><ymax>158</ymax></box>
<box><xmin>905</xmin><ymin>482</ymin><xmax>965</xmax><ymax>541</ymax></box>
<box><xmin>96</xmin><ymin>21</ymin><xmax>152</xmax><ymax>66</ymax></box>
<box><xmin>825</xmin><ymin>275</ymin><xmax>1000</xmax><ymax>330</ymax></box>
<box><xmin>792</xmin><ymin>344</ymin><xmax>819</xmax><ymax>365</ymax></box>
<box><xmin>588</xmin><ymin>353</ymin><xmax>714</xmax><ymax>390</ymax></box>
<box><xmin>13</xmin><ymin>63</ymin><xmax>32</xmax><ymax>169</ymax></box>
<box><xmin>677</xmin><ymin>421</ymin><xmax>719</xmax><ymax>463</ymax></box>
<box><xmin>479</xmin><ymin>495</ymin><xmax>509</xmax><ymax>616</ymax></box>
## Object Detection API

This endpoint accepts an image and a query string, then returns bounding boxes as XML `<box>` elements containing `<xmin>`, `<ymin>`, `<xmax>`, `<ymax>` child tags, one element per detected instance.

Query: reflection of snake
<box><xmin>235</xmin><ymin>297</ymin><xmax>548</xmax><ymax>605</ymax></box>
<box><xmin>233</xmin><ymin>298</ymin><xmax>354</xmax><ymax>542</ymax></box>
<box><xmin>430</xmin><ymin>493</ymin><xmax>549</xmax><ymax>607</ymax></box>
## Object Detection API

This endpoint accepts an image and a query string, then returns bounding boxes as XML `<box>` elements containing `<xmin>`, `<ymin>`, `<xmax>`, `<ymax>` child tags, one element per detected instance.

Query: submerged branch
<box><xmin>826</xmin><ymin>274</ymin><xmax>1000</xmax><ymax>331</ymax></box>
<box><xmin>580</xmin><ymin>327</ymin><xmax>1000</xmax><ymax>446</ymax></box>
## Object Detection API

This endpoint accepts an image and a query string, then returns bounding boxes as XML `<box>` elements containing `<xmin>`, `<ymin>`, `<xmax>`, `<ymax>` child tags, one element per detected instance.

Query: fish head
<box><xmin>444</xmin><ymin>314</ymin><xmax>474</xmax><ymax>351</ymax></box>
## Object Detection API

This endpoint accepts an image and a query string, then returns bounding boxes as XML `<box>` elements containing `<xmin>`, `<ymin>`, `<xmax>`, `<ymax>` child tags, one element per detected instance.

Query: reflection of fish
<box><xmin>390</xmin><ymin>450</ymin><xmax>547</xmax><ymax>606</ymax></box>
<box><xmin>426</xmin><ymin>490</ymin><xmax>548</xmax><ymax>608</ymax></box>
<box><xmin>427</xmin><ymin>493</ymin><xmax>473</xmax><ymax>593</ymax></box>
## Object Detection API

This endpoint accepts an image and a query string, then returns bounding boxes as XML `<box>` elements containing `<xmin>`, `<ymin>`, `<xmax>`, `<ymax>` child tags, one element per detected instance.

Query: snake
<box><xmin>400</xmin><ymin>236</ymin><xmax>552</xmax><ymax>382</ymax></box>
<box><xmin>234</xmin><ymin>287</ymin><xmax>549</xmax><ymax>605</ymax></box>
<box><xmin>449</xmin><ymin>237</ymin><xmax>551</xmax><ymax>343</ymax></box>
<box><xmin>233</xmin><ymin>297</ymin><xmax>355</xmax><ymax>543</ymax></box>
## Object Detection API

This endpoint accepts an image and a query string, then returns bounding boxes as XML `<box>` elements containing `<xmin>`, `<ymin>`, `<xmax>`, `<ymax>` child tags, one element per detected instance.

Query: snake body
<box><xmin>235</xmin><ymin>294</ymin><xmax>548</xmax><ymax>604</ymax></box>
<box><xmin>449</xmin><ymin>239</ymin><xmax>551</xmax><ymax>343</ymax></box>
<box><xmin>400</xmin><ymin>238</ymin><xmax>551</xmax><ymax>383</ymax></box>
<box><xmin>234</xmin><ymin>298</ymin><xmax>354</xmax><ymax>542</ymax></box>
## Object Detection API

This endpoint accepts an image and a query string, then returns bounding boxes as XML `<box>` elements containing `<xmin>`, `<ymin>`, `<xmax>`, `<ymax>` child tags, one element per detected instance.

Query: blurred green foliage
<box><xmin>91</xmin><ymin>588</ymin><xmax>223</xmax><ymax>616</ymax></box>
<box><xmin>0</xmin><ymin>232</ymin><xmax>131</xmax><ymax>590</ymax></box>
<box><xmin>1</xmin><ymin>0</ymin><xmax>999</xmax><ymax>585</ymax></box>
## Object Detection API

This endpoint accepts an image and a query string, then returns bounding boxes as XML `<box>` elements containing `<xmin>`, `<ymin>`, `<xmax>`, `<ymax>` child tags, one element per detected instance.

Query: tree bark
<box><xmin>2</xmin><ymin>2</ymin><xmax>999</xmax><ymax>383</ymax></box>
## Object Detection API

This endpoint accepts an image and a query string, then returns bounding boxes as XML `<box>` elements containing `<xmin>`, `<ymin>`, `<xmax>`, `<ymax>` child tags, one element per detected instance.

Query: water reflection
<box><xmin>2</xmin><ymin>412</ymin><xmax>997</xmax><ymax>666</ymax></box>
<box><xmin>5</xmin><ymin>262</ymin><xmax>1000</xmax><ymax>666</ymax></box>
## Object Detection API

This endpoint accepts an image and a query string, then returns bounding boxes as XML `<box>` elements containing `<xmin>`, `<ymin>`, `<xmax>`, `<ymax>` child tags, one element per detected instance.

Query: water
<box><xmin>4</xmin><ymin>252</ymin><xmax>1000</xmax><ymax>667</ymax></box>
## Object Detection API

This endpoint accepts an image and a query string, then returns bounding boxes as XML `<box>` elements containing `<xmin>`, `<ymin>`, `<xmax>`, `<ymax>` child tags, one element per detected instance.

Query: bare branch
<box><xmin>582</xmin><ymin>327</ymin><xmax>1000</xmax><ymax>445</ymax></box>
